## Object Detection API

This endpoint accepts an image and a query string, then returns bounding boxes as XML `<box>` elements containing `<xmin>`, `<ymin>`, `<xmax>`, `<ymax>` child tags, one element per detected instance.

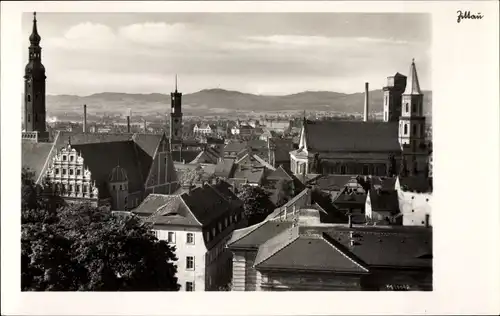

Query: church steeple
<box><xmin>29</xmin><ymin>12</ymin><xmax>41</xmax><ymax>47</ymax></box>
<box><xmin>403</xmin><ymin>58</ymin><xmax>422</xmax><ymax>95</ymax></box>
<box><xmin>24</xmin><ymin>11</ymin><xmax>47</xmax><ymax>138</ymax></box>
<box><xmin>170</xmin><ymin>75</ymin><xmax>183</xmax><ymax>147</ymax></box>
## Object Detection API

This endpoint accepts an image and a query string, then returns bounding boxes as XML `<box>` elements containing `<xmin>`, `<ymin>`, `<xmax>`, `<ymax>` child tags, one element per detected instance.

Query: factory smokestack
<box><xmin>83</xmin><ymin>104</ymin><xmax>87</xmax><ymax>133</ymax></box>
<box><xmin>143</xmin><ymin>119</ymin><xmax>147</xmax><ymax>134</ymax></box>
<box><xmin>127</xmin><ymin>109</ymin><xmax>131</xmax><ymax>133</ymax></box>
<box><xmin>363</xmin><ymin>82</ymin><xmax>369</xmax><ymax>122</ymax></box>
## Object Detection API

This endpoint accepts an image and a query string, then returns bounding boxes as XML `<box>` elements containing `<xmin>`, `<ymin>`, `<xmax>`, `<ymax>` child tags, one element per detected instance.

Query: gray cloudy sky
<box><xmin>23</xmin><ymin>12</ymin><xmax>431</xmax><ymax>96</ymax></box>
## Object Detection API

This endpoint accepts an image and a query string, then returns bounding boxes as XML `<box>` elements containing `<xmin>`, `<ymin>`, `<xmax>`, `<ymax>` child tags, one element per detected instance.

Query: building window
<box><xmin>404</xmin><ymin>124</ymin><xmax>408</xmax><ymax>135</ymax></box>
<box><xmin>186</xmin><ymin>281</ymin><xmax>194</xmax><ymax>291</ymax></box>
<box><xmin>69</xmin><ymin>169</ymin><xmax>74</xmax><ymax>176</ymax></box>
<box><xmin>69</xmin><ymin>185</ymin><xmax>73</xmax><ymax>192</ymax></box>
<box><xmin>167</xmin><ymin>232</ymin><xmax>175</xmax><ymax>243</ymax></box>
<box><xmin>76</xmin><ymin>169</ymin><xmax>81</xmax><ymax>176</ymax></box>
<box><xmin>76</xmin><ymin>185</ymin><xmax>80</xmax><ymax>193</ymax></box>
<box><xmin>186</xmin><ymin>256</ymin><xmax>194</xmax><ymax>270</ymax></box>
<box><xmin>55</xmin><ymin>168</ymin><xmax>59</xmax><ymax>175</ymax></box>
<box><xmin>70</xmin><ymin>156</ymin><xmax>74</xmax><ymax>162</ymax></box>
<box><xmin>83</xmin><ymin>185</ymin><xmax>87</xmax><ymax>193</ymax></box>
<box><xmin>27</xmin><ymin>95</ymin><xmax>31</xmax><ymax>102</ymax></box>
<box><xmin>62</xmin><ymin>169</ymin><xmax>67</xmax><ymax>175</ymax></box>
<box><xmin>340</xmin><ymin>165</ymin><xmax>346</xmax><ymax>174</ymax></box>
<box><xmin>405</xmin><ymin>103</ymin><xmax>409</xmax><ymax>113</ymax></box>
<box><xmin>413</xmin><ymin>124</ymin><xmax>417</xmax><ymax>135</ymax></box>
<box><xmin>27</xmin><ymin>114</ymin><xmax>31</xmax><ymax>122</ymax></box>
<box><xmin>187</xmin><ymin>233</ymin><xmax>194</xmax><ymax>244</ymax></box>
<box><xmin>63</xmin><ymin>155</ymin><xmax>67</xmax><ymax>161</ymax></box>
<box><xmin>119</xmin><ymin>184</ymin><xmax>123</xmax><ymax>191</ymax></box>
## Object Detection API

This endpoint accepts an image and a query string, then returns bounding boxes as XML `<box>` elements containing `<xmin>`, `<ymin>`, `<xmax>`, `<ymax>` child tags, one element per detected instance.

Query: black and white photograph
<box><xmin>2</xmin><ymin>0</ymin><xmax>499</xmax><ymax>315</ymax></box>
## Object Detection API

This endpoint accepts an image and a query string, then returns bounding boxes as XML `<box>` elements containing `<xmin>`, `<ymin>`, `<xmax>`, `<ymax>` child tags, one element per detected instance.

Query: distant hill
<box><xmin>43</xmin><ymin>88</ymin><xmax>432</xmax><ymax>117</ymax></box>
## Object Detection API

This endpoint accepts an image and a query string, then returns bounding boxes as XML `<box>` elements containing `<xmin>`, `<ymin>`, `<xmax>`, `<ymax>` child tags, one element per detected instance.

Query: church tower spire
<box><xmin>24</xmin><ymin>12</ymin><xmax>48</xmax><ymax>141</ymax></box>
<box><xmin>170</xmin><ymin>75</ymin><xmax>183</xmax><ymax>149</ymax></box>
<box><xmin>398</xmin><ymin>58</ymin><xmax>426</xmax><ymax>176</ymax></box>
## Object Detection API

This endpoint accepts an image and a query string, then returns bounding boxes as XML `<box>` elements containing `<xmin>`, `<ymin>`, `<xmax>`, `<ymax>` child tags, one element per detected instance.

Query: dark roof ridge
<box><xmin>321</xmin><ymin>232</ymin><xmax>369</xmax><ymax>272</ymax></box>
<box><xmin>227</xmin><ymin>218</ymin><xmax>273</xmax><ymax>246</ymax></box>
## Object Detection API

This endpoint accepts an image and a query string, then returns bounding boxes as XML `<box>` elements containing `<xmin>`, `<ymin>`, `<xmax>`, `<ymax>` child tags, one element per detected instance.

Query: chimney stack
<box><xmin>83</xmin><ymin>104</ymin><xmax>87</xmax><ymax>133</ymax></box>
<box><xmin>363</xmin><ymin>82</ymin><xmax>369</xmax><ymax>122</ymax></box>
<box><xmin>127</xmin><ymin>109</ymin><xmax>131</xmax><ymax>133</ymax></box>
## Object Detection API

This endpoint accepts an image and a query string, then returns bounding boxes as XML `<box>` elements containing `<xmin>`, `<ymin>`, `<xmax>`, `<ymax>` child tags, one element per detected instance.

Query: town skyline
<box><xmin>23</xmin><ymin>12</ymin><xmax>431</xmax><ymax>96</ymax></box>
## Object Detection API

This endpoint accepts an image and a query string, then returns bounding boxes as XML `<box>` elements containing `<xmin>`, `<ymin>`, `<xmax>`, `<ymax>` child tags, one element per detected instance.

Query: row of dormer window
<box><xmin>205</xmin><ymin>212</ymin><xmax>242</xmax><ymax>243</ymax></box>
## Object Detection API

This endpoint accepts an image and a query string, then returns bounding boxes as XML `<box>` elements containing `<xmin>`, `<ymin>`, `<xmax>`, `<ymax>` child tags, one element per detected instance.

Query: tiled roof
<box><xmin>224</xmin><ymin>140</ymin><xmax>247</xmax><ymax>153</ymax></box>
<box><xmin>304</xmin><ymin>120</ymin><xmax>400</xmax><ymax>152</ymax></box>
<box><xmin>214</xmin><ymin>159</ymin><xmax>235</xmax><ymax>178</ymax></box>
<box><xmin>309</xmin><ymin>174</ymin><xmax>356</xmax><ymax>192</ymax></box>
<box><xmin>399</xmin><ymin>176</ymin><xmax>433</xmax><ymax>193</ymax></box>
<box><xmin>134</xmin><ymin>194</ymin><xmax>200</xmax><ymax>227</ymax></box>
<box><xmin>371</xmin><ymin>176</ymin><xmax>397</xmax><ymax>190</ymax></box>
<box><xmin>232</xmin><ymin>165</ymin><xmax>265</xmax><ymax>184</ymax></box>
<box><xmin>22</xmin><ymin>142</ymin><xmax>55</xmax><ymax>183</ymax></box>
<box><xmin>368</xmin><ymin>189</ymin><xmax>400</xmax><ymax>213</ymax></box>
<box><xmin>180</xmin><ymin>183</ymin><xmax>240</xmax><ymax>227</ymax></box>
<box><xmin>254</xmin><ymin>227</ymin><xmax>369</xmax><ymax>273</ymax></box>
<box><xmin>227</xmin><ymin>219</ymin><xmax>293</xmax><ymax>249</ymax></box>
<box><xmin>323</xmin><ymin>225</ymin><xmax>432</xmax><ymax>268</ymax></box>
<box><xmin>72</xmin><ymin>141</ymin><xmax>144</xmax><ymax>198</ymax></box>
<box><xmin>171</xmin><ymin>150</ymin><xmax>201</xmax><ymax>164</ymax></box>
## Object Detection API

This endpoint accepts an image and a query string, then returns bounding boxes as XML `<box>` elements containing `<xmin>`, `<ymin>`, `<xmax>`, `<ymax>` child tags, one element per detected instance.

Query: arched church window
<box><xmin>405</xmin><ymin>103</ymin><xmax>409</xmax><ymax>113</ymax></box>
<box><xmin>119</xmin><ymin>185</ymin><xmax>123</xmax><ymax>191</ymax></box>
<box><xmin>27</xmin><ymin>114</ymin><xmax>31</xmax><ymax>122</ymax></box>
<box><xmin>27</xmin><ymin>95</ymin><xmax>31</xmax><ymax>102</ymax></box>
<box><xmin>404</xmin><ymin>124</ymin><xmax>408</xmax><ymax>135</ymax></box>
<box><xmin>413</xmin><ymin>124</ymin><xmax>417</xmax><ymax>135</ymax></box>
<box><xmin>35</xmin><ymin>114</ymin><xmax>38</xmax><ymax>122</ymax></box>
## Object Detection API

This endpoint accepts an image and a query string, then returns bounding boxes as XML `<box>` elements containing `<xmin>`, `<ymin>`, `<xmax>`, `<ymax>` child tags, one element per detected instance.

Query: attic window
<box><xmin>76</xmin><ymin>169</ymin><xmax>81</xmax><ymax>176</ymax></box>
<box><xmin>70</xmin><ymin>156</ymin><xmax>74</xmax><ymax>162</ymax></box>
<box><xmin>63</xmin><ymin>155</ymin><xmax>67</xmax><ymax>161</ymax></box>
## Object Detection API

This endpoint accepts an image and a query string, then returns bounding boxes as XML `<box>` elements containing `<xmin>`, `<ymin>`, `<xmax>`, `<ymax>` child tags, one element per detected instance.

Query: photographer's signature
<box><xmin>457</xmin><ymin>10</ymin><xmax>483</xmax><ymax>23</ymax></box>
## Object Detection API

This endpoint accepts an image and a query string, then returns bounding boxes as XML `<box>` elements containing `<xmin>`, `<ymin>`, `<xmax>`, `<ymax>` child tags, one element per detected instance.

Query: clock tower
<box><xmin>24</xmin><ymin>12</ymin><xmax>48</xmax><ymax>142</ymax></box>
<box><xmin>170</xmin><ymin>75</ymin><xmax>183</xmax><ymax>148</ymax></box>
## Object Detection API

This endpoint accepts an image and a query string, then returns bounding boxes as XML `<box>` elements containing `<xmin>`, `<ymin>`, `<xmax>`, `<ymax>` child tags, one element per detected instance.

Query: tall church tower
<box><xmin>24</xmin><ymin>12</ymin><xmax>48</xmax><ymax>141</ymax></box>
<box><xmin>170</xmin><ymin>75</ymin><xmax>183</xmax><ymax>149</ymax></box>
<box><xmin>399</xmin><ymin>59</ymin><xmax>427</xmax><ymax>175</ymax></box>
<box><xmin>383</xmin><ymin>72</ymin><xmax>407</xmax><ymax>122</ymax></box>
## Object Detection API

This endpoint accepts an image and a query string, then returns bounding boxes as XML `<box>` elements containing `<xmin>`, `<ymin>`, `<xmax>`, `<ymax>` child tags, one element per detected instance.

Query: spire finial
<box><xmin>30</xmin><ymin>11</ymin><xmax>41</xmax><ymax>46</ymax></box>
<box><xmin>412</xmin><ymin>58</ymin><xmax>415</xmax><ymax>64</ymax></box>
<box><xmin>33</xmin><ymin>12</ymin><xmax>37</xmax><ymax>21</ymax></box>
<box><xmin>175</xmin><ymin>74</ymin><xmax>178</xmax><ymax>92</ymax></box>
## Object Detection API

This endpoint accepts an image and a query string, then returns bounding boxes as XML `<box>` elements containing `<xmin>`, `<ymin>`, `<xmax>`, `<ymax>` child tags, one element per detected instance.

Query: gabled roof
<box><xmin>134</xmin><ymin>194</ymin><xmax>201</xmax><ymax>227</ymax></box>
<box><xmin>224</xmin><ymin>140</ymin><xmax>247</xmax><ymax>153</ymax></box>
<box><xmin>368</xmin><ymin>189</ymin><xmax>400</xmax><ymax>213</ymax></box>
<box><xmin>227</xmin><ymin>219</ymin><xmax>293</xmax><ymax>249</ymax></box>
<box><xmin>214</xmin><ymin>159</ymin><xmax>236</xmax><ymax>178</ymax></box>
<box><xmin>254</xmin><ymin>227</ymin><xmax>369</xmax><ymax>273</ymax></box>
<box><xmin>22</xmin><ymin>142</ymin><xmax>55</xmax><ymax>183</ymax></box>
<box><xmin>72</xmin><ymin>141</ymin><xmax>144</xmax><ymax>197</ymax></box>
<box><xmin>304</xmin><ymin>120</ymin><xmax>400</xmax><ymax>153</ymax></box>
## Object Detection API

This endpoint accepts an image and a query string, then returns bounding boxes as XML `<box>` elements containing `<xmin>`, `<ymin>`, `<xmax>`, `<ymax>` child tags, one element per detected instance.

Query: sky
<box><xmin>23</xmin><ymin>12</ymin><xmax>431</xmax><ymax>96</ymax></box>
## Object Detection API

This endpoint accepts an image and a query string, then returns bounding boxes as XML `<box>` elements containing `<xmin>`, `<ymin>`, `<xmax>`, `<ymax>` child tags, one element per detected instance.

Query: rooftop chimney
<box><xmin>83</xmin><ymin>104</ymin><xmax>87</xmax><ymax>133</ymax></box>
<box><xmin>363</xmin><ymin>82</ymin><xmax>369</xmax><ymax>122</ymax></box>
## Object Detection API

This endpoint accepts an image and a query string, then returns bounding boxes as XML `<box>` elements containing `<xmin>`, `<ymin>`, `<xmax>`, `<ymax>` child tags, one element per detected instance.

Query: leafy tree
<box><xmin>21</xmin><ymin>170</ymin><xmax>180</xmax><ymax>291</ymax></box>
<box><xmin>237</xmin><ymin>185</ymin><xmax>274</xmax><ymax>225</ymax></box>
